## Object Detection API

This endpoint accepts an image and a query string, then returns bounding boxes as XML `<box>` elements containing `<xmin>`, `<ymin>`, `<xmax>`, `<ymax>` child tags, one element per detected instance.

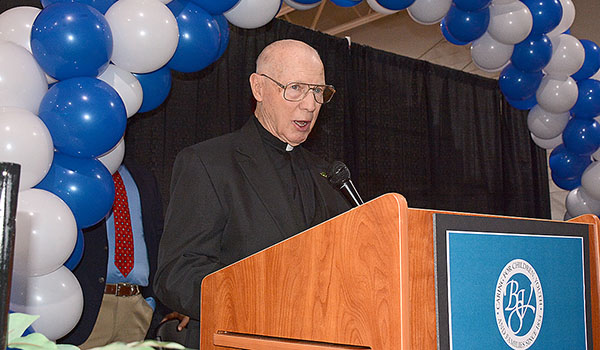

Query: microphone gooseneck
<box><xmin>327</xmin><ymin>161</ymin><xmax>364</xmax><ymax>207</ymax></box>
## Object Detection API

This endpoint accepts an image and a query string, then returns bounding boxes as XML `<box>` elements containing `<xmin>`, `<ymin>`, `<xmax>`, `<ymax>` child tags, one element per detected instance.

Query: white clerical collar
<box><xmin>286</xmin><ymin>144</ymin><xmax>294</xmax><ymax>152</ymax></box>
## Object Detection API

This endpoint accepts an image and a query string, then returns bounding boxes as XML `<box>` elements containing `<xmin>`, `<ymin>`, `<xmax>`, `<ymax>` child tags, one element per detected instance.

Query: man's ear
<box><xmin>249</xmin><ymin>73</ymin><xmax>263</xmax><ymax>102</ymax></box>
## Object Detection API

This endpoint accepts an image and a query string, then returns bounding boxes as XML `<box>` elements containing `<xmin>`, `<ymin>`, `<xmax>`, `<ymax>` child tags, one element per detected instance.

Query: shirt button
<box><xmin>98</xmin><ymin>277</ymin><xmax>105</xmax><ymax>284</ymax></box>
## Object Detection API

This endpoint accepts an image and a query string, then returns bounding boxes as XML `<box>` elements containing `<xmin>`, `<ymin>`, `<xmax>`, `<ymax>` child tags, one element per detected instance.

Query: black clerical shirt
<box><xmin>253</xmin><ymin>117</ymin><xmax>320</xmax><ymax>232</ymax></box>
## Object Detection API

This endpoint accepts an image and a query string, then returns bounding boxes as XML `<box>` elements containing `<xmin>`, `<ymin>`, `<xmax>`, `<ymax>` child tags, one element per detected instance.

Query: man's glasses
<box><xmin>259</xmin><ymin>73</ymin><xmax>336</xmax><ymax>104</ymax></box>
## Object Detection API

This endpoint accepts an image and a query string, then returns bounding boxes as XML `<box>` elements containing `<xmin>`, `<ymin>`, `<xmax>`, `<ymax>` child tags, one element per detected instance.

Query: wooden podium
<box><xmin>200</xmin><ymin>193</ymin><xmax>600</xmax><ymax>349</ymax></box>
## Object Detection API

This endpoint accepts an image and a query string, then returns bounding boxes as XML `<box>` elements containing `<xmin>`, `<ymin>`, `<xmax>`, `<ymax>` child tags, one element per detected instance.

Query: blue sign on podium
<box><xmin>434</xmin><ymin>214</ymin><xmax>593</xmax><ymax>350</ymax></box>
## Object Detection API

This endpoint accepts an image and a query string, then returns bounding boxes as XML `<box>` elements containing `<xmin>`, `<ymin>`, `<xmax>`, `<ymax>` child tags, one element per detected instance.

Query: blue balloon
<box><xmin>570</xmin><ymin>79</ymin><xmax>600</xmax><ymax>119</ymax></box>
<box><xmin>521</xmin><ymin>0</ymin><xmax>563</xmax><ymax>37</ymax></box>
<box><xmin>562</xmin><ymin>118</ymin><xmax>600</xmax><ymax>155</ymax></box>
<box><xmin>38</xmin><ymin>77</ymin><xmax>127</xmax><ymax>158</ymax></box>
<box><xmin>64</xmin><ymin>229</ymin><xmax>84</xmax><ymax>270</ymax></box>
<box><xmin>375</xmin><ymin>0</ymin><xmax>414</xmax><ymax>10</ymax></box>
<box><xmin>166</xmin><ymin>0</ymin><xmax>186</xmax><ymax>16</ymax></box>
<box><xmin>506</xmin><ymin>94</ymin><xmax>538</xmax><ymax>110</ymax></box>
<box><xmin>511</xmin><ymin>34</ymin><xmax>552</xmax><ymax>72</ymax></box>
<box><xmin>551</xmin><ymin>171</ymin><xmax>581</xmax><ymax>191</ymax></box>
<box><xmin>440</xmin><ymin>19</ymin><xmax>470</xmax><ymax>46</ymax></box>
<box><xmin>214</xmin><ymin>15</ymin><xmax>230</xmax><ymax>61</ymax></box>
<box><xmin>443</xmin><ymin>5</ymin><xmax>489</xmax><ymax>43</ymax></box>
<box><xmin>41</xmin><ymin>0</ymin><xmax>116</xmax><ymax>14</ymax></box>
<box><xmin>31</xmin><ymin>2</ymin><xmax>112</xmax><ymax>80</ymax></box>
<box><xmin>36</xmin><ymin>153</ymin><xmax>115</xmax><ymax>229</ymax></box>
<box><xmin>453</xmin><ymin>0</ymin><xmax>491</xmax><ymax>12</ymax></box>
<box><xmin>572</xmin><ymin>40</ymin><xmax>600</xmax><ymax>82</ymax></box>
<box><xmin>290</xmin><ymin>0</ymin><xmax>320</xmax><ymax>2</ymax></box>
<box><xmin>167</xmin><ymin>0</ymin><xmax>221</xmax><ymax>73</ymax></box>
<box><xmin>498</xmin><ymin>64</ymin><xmax>543</xmax><ymax>102</ymax></box>
<box><xmin>190</xmin><ymin>0</ymin><xmax>240</xmax><ymax>14</ymax></box>
<box><xmin>330</xmin><ymin>0</ymin><xmax>365</xmax><ymax>7</ymax></box>
<box><xmin>549</xmin><ymin>144</ymin><xmax>591</xmax><ymax>178</ymax></box>
<box><xmin>134</xmin><ymin>66</ymin><xmax>173</xmax><ymax>113</ymax></box>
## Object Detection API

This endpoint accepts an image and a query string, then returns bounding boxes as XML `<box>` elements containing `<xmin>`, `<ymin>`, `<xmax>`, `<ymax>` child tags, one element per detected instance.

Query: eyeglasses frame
<box><xmin>258</xmin><ymin>73</ymin><xmax>336</xmax><ymax>104</ymax></box>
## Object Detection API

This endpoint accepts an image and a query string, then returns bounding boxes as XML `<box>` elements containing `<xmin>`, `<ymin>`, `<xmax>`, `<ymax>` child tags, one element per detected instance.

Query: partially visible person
<box><xmin>154</xmin><ymin>39</ymin><xmax>352</xmax><ymax>349</ymax></box>
<box><xmin>59</xmin><ymin>160</ymin><xmax>169</xmax><ymax>348</ymax></box>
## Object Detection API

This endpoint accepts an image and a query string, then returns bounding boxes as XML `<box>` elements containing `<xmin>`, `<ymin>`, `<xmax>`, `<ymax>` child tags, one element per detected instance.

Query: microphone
<box><xmin>327</xmin><ymin>161</ymin><xmax>364</xmax><ymax>207</ymax></box>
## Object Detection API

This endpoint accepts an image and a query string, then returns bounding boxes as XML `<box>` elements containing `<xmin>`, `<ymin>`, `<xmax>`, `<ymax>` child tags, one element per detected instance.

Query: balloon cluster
<box><xmin>0</xmin><ymin>0</ymin><xmax>237</xmax><ymax>340</ymax></box>
<box><xmin>357</xmin><ymin>0</ymin><xmax>600</xmax><ymax>220</ymax></box>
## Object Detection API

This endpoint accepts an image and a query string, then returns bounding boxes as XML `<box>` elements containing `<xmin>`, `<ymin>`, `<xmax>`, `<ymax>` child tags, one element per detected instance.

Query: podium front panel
<box><xmin>434</xmin><ymin>213</ymin><xmax>592</xmax><ymax>350</ymax></box>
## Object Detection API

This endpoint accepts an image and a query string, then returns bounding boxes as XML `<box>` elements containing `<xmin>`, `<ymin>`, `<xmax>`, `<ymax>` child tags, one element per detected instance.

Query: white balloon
<box><xmin>98</xmin><ymin>136</ymin><xmax>125</xmax><ymax>174</ymax></box>
<box><xmin>590</xmin><ymin>68</ymin><xmax>600</xmax><ymax>82</ymax></box>
<box><xmin>224</xmin><ymin>0</ymin><xmax>281</xmax><ymax>29</ymax></box>
<box><xmin>0</xmin><ymin>107</ymin><xmax>53</xmax><ymax>191</ymax></box>
<box><xmin>530</xmin><ymin>133</ymin><xmax>562</xmax><ymax>149</ymax></box>
<box><xmin>0</xmin><ymin>41</ymin><xmax>47</xmax><ymax>114</ymax></box>
<box><xmin>547</xmin><ymin>0</ymin><xmax>575</xmax><ymax>38</ymax></box>
<box><xmin>285</xmin><ymin>0</ymin><xmax>323</xmax><ymax>11</ymax></box>
<box><xmin>105</xmin><ymin>0</ymin><xmax>179</xmax><ymax>74</ymax></box>
<box><xmin>582</xmin><ymin>161</ymin><xmax>600</xmax><ymax>200</ymax></box>
<box><xmin>407</xmin><ymin>0</ymin><xmax>452</xmax><ymax>25</ymax></box>
<box><xmin>13</xmin><ymin>189</ymin><xmax>77</xmax><ymax>276</ymax></box>
<box><xmin>10</xmin><ymin>266</ymin><xmax>83</xmax><ymax>341</ymax></box>
<box><xmin>593</xmin><ymin>123</ymin><xmax>600</xmax><ymax>160</ymax></box>
<box><xmin>98</xmin><ymin>64</ymin><xmax>143</xmax><ymax>118</ymax></box>
<box><xmin>487</xmin><ymin>2</ymin><xmax>532</xmax><ymax>45</ymax></box>
<box><xmin>527</xmin><ymin>104</ymin><xmax>570</xmax><ymax>139</ymax></box>
<box><xmin>543</xmin><ymin>34</ymin><xmax>585</xmax><ymax>79</ymax></box>
<box><xmin>366</xmin><ymin>0</ymin><xmax>399</xmax><ymax>15</ymax></box>
<box><xmin>566</xmin><ymin>186</ymin><xmax>600</xmax><ymax>217</ymax></box>
<box><xmin>470</xmin><ymin>32</ymin><xmax>514</xmax><ymax>72</ymax></box>
<box><xmin>536</xmin><ymin>75</ymin><xmax>578</xmax><ymax>114</ymax></box>
<box><xmin>0</xmin><ymin>6</ymin><xmax>40</xmax><ymax>52</ymax></box>
<box><xmin>564</xmin><ymin>210</ymin><xmax>573</xmax><ymax>220</ymax></box>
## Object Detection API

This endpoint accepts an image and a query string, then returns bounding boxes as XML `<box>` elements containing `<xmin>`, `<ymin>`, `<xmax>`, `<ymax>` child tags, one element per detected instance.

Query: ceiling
<box><xmin>277</xmin><ymin>0</ymin><xmax>600</xmax><ymax>79</ymax></box>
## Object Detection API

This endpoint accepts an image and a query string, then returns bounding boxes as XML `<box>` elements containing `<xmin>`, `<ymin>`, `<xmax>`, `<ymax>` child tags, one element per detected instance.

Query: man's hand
<box><xmin>161</xmin><ymin>311</ymin><xmax>190</xmax><ymax>331</ymax></box>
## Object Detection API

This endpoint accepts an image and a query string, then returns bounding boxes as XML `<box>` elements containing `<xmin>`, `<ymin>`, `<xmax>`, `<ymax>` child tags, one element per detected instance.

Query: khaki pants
<box><xmin>78</xmin><ymin>293</ymin><xmax>153</xmax><ymax>349</ymax></box>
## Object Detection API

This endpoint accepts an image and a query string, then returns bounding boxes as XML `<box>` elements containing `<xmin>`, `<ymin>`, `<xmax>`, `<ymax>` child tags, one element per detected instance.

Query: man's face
<box><xmin>255</xmin><ymin>56</ymin><xmax>325</xmax><ymax>146</ymax></box>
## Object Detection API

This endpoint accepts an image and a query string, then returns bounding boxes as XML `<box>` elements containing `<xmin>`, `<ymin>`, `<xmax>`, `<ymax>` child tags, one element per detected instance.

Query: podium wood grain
<box><xmin>201</xmin><ymin>193</ymin><xmax>411</xmax><ymax>350</ymax></box>
<box><xmin>200</xmin><ymin>194</ymin><xmax>600</xmax><ymax>349</ymax></box>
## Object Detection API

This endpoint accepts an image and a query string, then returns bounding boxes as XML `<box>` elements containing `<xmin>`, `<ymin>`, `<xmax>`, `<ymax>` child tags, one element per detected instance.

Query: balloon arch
<box><xmin>0</xmin><ymin>0</ymin><xmax>599</xmax><ymax>340</ymax></box>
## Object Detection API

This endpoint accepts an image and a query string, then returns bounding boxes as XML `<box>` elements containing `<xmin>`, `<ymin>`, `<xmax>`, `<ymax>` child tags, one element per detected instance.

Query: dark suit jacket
<box><xmin>153</xmin><ymin>117</ymin><xmax>351</xmax><ymax>348</ymax></box>
<box><xmin>59</xmin><ymin>160</ymin><xmax>167</xmax><ymax>345</ymax></box>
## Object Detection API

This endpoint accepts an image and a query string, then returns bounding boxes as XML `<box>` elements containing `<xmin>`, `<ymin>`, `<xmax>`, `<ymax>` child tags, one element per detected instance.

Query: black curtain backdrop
<box><xmin>1</xmin><ymin>1</ymin><xmax>551</xmax><ymax>219</ymax></box>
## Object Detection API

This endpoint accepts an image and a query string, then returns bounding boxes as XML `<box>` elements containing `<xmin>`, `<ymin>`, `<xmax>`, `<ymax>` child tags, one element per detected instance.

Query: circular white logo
<box><xmin>495</xmin><ymin>259</ymin><xmax>544</xmax><ymax>349</ymax></box>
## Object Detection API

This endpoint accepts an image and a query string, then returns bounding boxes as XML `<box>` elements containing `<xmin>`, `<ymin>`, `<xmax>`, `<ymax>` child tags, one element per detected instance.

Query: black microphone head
<box><xmin>327</xmin><ymin>161</ymin><xmax>351</xmax><ymax>188</ymax></box>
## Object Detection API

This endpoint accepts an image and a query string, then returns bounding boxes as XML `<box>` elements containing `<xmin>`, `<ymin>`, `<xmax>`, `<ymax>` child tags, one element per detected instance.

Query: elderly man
<box><xmin>153</xmin><ymin>39</ymin><xmax>351</xmax><ymax>349</ymax></box>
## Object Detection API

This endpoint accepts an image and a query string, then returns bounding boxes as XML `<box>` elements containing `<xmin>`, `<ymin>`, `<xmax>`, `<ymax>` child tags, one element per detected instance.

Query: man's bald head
<box><xmin>249</xmin><ymin>39</ymin><xmax>327</xmax><ymax>146</ymax></box>
<box><xmin>256</xmin><ymin>39</ymin><xmax>323</xmax><ymax>77</ymax></box>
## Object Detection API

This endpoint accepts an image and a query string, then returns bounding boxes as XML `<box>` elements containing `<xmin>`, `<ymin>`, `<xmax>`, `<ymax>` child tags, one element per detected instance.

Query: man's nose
<box><xmin>299</xmin><ymin>89</ymin><xmax>317</xmax><ymax>111</ymax></box>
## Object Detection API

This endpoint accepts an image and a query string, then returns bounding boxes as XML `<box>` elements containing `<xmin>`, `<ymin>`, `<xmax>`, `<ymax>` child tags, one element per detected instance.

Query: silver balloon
<box><xmin>407</xmin><ymin>0</ymin><xmax>451</xmax><ymax>25</ymax></box>
<box><xmin>10</xmin><ymin>267</ymin><xmax>84</xmax><ymax>340</ymax></box>
<box><xmin>581</xmin><ymin>160</ymin><xmax>600</xmax><ymax>200</ymax></box>
<box><xmin>536</xmin><ymin>75</ymin><xmax>578</xmax><ymax>114</ymax></box>
<box><xmin>527</xmin><ymin>104</ymin><xmax>570</xmax><ymax>139</ymax></box>
<box><xmin>530</xmin><ymin>133</ymin><xmax>562</xmax><ymax>149</ymax></box>
<box><xmin>566</xmin><ymin>186</ymin><xmax>600</xmax><ymax>217</ymax></box>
